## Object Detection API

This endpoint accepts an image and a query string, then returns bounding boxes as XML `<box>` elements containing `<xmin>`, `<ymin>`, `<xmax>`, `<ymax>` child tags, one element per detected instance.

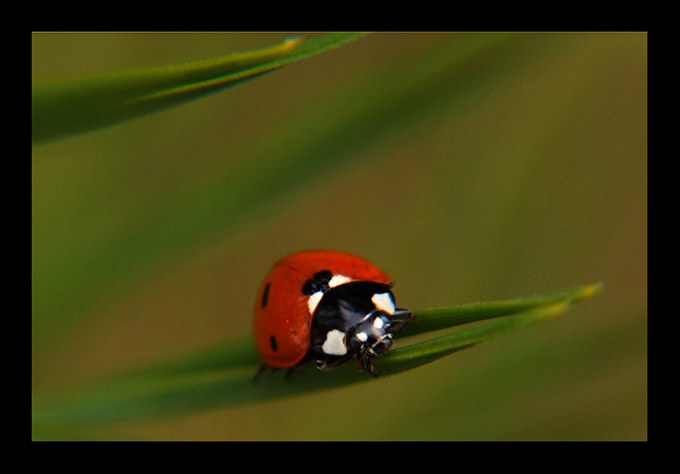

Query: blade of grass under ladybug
<box><xmin>405</xmin><ymin>282</ymin><xmax>604</xmax><ymax>337</ymax></box>
<box><xmin>377</xmin><ymin>302</ymin><xmax>574</xmax><ymax>376</ymax></box>
<box><xmin>32</xmin><ymin>33</ymin><xmax>365</xmax><ymax>144</ymax></box>
<box><xmin>136</xmin><ymin>283</ymin><xmax>602</xmax><ymax>378</ymax></box>
<box><xmin>31</xmin><ymin>284</ymin><xmax>601</xmax><ymax>428</ymax></box>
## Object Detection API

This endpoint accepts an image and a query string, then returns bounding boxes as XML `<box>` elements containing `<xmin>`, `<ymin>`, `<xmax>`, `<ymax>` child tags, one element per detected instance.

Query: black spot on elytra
<box><xmin>269</xmin><ymin>335</ymin><xmax>278</xmax><ymax>352</ymax></box>
<box><xmin>301</xmin><ymin>280</ymin><xmax>316</xmax><ymax>296</ymax></box>
<box><xmin>261</xmin><ymin>282</ymin><xmax>270</xmax><ymax>308</ymax></box>
<box><xmin>301</xmin><ymin>270</ymin><xmax>333</xmax><ymax>296</ymax></box>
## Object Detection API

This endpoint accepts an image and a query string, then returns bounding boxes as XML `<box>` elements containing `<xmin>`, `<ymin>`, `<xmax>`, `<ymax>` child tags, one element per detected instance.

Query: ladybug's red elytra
<box><xmin>253</xmin><ymin>251</ymin><xmax>414</xmax><ymax>378</ymax></box>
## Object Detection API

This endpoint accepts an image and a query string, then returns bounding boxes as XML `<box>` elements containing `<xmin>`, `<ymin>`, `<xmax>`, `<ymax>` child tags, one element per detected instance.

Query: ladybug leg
<box><xmin>282</xmin><ymin>352</ymin><xmax>316</xmax><ymax>381</ymax></box>
<box><xmin>252</xmin><ymin>364</ymin><xmax>276</xmax><ymax>383</ymax></box>
<box><xmin>252</xmin><ymin>360</ymin><xmax>309</xmax><ymax>382</ymax></box>
<box><xmin>284</xmin><ymin>364</ymin><xmax>302</xmax><ymax>381</ymax></box>
<box><xmin>356</xmin><ymin>353</ymin><xmax>379</xmax><ymax>377</ymax></box>
<box><xmin>389</xmin><ymin>309</ymin><xmax>416</xmax><ymax>336</ymax></box>
<box><xmin>284</xmin><ymin>356</ymin><xmax>313</xmax><ymax>380</ymax></box>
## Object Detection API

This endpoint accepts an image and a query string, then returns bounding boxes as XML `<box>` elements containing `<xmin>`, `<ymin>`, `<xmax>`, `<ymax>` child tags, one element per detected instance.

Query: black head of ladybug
<box><xmin>309</xmin><ymin>281</ymin><xmax>413</xmax><ymax>377</ymax></box>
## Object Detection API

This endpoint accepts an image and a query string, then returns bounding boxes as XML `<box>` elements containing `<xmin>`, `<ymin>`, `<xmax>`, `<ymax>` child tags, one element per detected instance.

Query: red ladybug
<box><xmin>253</xmin><ymin>251</ymin><xmax>413</xmax><ymax>377</ymax></box>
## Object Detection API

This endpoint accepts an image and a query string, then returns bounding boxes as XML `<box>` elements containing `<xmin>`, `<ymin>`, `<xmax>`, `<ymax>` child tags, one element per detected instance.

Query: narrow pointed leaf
<box><xmin>32</xmin><ymin>284</ymin><xmax>601</xmax><ymax>429</ymax></box>
<box><xmin>32</xmin><ymin>33</ymin><xmax>365</xmax><ymax>144</ymax></box>
<box><xmin>404</xmin><ymin>282</ymin><xmax>604</xmax><ymax>337</ymax></box>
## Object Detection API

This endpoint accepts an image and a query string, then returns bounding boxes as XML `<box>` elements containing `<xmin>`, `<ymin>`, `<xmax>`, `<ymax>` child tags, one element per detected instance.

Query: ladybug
<box><xmin>253</xmin><ymin>251</ymin><xmax>414</xmax><ymax>377</ymax></box>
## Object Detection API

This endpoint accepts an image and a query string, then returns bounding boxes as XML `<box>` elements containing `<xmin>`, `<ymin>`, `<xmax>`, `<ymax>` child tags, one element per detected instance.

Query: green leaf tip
<box><xmin>32</xmin><ymin>33</ymin><xmax>365</xmax><ymax>144</ymax></box>
<box><xmin>373</xmin><ymin>282</ymin><xmax>603</xmax><ymax>376</ymax></box>
<box><xmin>32</xmin><ymin>283</ymin><xmax>601</xmax><ymax>428</ymax></box>
<box><xmin>404</xmin><ymin>282</ymin><xmax>603</xmax><ymax>338</ymax></box>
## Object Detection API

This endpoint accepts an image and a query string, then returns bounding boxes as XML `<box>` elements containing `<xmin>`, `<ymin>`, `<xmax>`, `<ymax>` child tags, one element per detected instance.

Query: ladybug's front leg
<box><xmin>356</xmin><ymin>353</ymin><xmax>379</xmax><ymax>377</ymax></box>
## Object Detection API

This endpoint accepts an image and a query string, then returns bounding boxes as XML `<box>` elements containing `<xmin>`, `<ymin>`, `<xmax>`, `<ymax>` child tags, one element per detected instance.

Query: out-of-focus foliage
<box><xmin>32</xmin><ymin>32</ymin><xmax>646</xmax><ymax>441</ymax></box>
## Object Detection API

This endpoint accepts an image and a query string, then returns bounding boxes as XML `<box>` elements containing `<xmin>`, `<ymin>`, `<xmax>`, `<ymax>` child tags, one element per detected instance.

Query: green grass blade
<box><xmin>32</xmin><ymin>284</ymin><xmax>601</xmax><ymax>429</ymax></box>
<box><xmin>32</xmin><ymin>33</ymin><xmax>364</xmax><ymax>144</ymax></box>
<box><xmin>379</xmin><ymin>283</ymin><xmax>603</xmax><ymax>375</ymax></box>
<box><xmin>405</xmin><ymin>283</ymin><xmax>604</xmax><ymax>337</ymax></box>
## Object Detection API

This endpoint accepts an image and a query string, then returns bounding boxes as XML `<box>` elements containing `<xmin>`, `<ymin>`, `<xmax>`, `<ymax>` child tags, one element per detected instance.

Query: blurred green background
<box><xmin>32</xmin><ymin>32</ymin><xmax>647</xmax><ymax>440</ymax></box>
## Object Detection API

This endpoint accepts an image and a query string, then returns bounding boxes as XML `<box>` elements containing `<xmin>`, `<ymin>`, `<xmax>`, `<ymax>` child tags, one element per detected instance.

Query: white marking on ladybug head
<box><xmin>329</xmin><ymin>274</ymin><xmax>351</xmax><ymax>288</ymax></box>
<box><xmin>356</xmin><ymin>331</ymin><xmax>368</xmax><ymax>342</ymax></box>
<box><xmin>322</xmin><ymin>329</ymin><xmax>348</xmax><ymax>356</ymax></box>
<box><xmin>307</xmin><ymin>291</ymin><xmax>324</xmax><ymax>315</ymax></box>
<box><xmin>372</xmin><ymin>292</ymin><xmax>395</xmax><ymax>314</ymax></box>
<box><xmin>373</xmin><ymin>316</ymin><xmax>385</xmax><ymax>329</ymax></box>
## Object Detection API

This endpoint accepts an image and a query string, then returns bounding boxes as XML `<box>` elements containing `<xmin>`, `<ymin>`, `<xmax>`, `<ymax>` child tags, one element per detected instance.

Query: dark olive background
<box><xmin>32</xmin><ymin>32</ymin><xmax>646</xmax><ymax>440</ymax></box>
